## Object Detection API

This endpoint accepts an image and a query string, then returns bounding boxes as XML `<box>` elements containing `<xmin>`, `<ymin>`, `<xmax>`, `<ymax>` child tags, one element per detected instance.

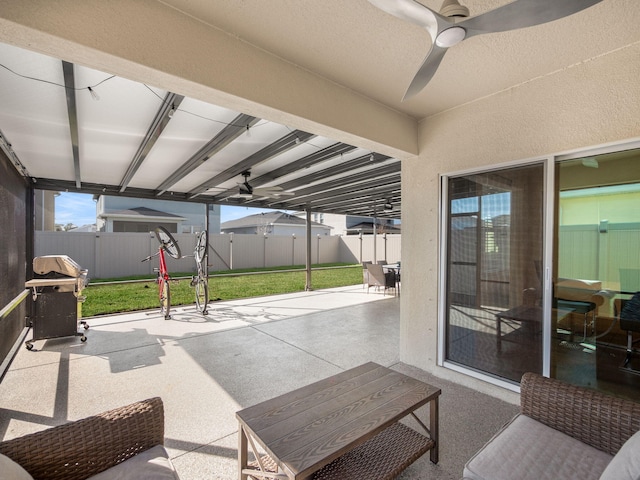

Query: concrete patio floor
<box><xmin>0</xmin><ymin>285</ymin><xmax>518</xmax><ymax>479</ymax></box>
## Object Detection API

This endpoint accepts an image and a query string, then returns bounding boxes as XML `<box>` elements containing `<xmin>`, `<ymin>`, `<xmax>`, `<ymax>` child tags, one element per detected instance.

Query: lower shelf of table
<box><xmin>246</xmin><ymin>421</ymin><xmax>434</xmax><ymax>480</ymax></box>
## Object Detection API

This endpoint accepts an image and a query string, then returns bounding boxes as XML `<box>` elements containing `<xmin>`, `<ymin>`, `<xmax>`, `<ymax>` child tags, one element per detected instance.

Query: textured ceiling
<box><xmin>158</xmin><ymin>0</ymin><xmax>630</xmax><ymax>119</ymax></box>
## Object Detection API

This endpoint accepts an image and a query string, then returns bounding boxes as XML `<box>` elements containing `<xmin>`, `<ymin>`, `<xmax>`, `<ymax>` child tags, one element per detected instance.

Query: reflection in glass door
<box><xmin>444</xmin><ymin>164</ymin><xmax>545</xmax><ymax>383</ymax></box>
<box><xmin>553</xmin><ymin>148</ymin><xmax>640</xmax><ymax>399</ymax></box>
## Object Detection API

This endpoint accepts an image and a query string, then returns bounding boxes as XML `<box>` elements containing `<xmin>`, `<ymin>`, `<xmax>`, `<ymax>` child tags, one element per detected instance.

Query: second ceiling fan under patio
<box><xmin>234</xmin><ymin>171</ymin><xmax>295</xmax><ymax>199</ymax></box>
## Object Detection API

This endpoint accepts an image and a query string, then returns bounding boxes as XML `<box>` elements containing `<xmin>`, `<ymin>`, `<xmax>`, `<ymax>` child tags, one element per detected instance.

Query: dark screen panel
<box><xmin>0</xmin><ymin>151</ymin><xmax>31</xmax><ymax>364</ymax></box>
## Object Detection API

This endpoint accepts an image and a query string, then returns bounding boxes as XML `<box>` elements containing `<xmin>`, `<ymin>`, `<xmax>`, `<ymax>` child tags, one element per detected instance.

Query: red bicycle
<box><xmin>142</xmin><ymin>226</ymin><xmax>181</xmax><ymax>320</ymax></box>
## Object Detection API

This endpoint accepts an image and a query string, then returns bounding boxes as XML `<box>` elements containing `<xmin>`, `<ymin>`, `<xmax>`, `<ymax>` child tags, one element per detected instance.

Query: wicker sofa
<box><xmin>464</xmin><ymin>373</ymin><xmax>640</xmax><ymax>480</ymax></box>
<box><xmin>0</xmin><ymin>397</ymin><xmax>179</xmax><ymax>480</ymax></box>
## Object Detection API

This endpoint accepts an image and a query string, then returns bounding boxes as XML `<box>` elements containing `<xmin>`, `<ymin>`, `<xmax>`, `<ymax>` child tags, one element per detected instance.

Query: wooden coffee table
<box><xmin>236</xmin><ymin>362</ymin><xmax>441</xmax><ymax>479</ymax></box>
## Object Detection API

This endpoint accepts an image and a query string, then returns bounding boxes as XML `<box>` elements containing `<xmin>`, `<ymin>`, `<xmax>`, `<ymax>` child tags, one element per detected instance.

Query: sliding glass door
<box><xmin>553</xmin><ymin>148</ymin><xmax>640</xmax><ymax>399</ymax></box>
<box><xmin>441</xmin><ymin>146</ymin><xmax>640</xmax><ymax>398</ymax></box>
<box><xmin>444</xmin><ymin>163</ymin><xmax>545</xmax><ymax>383</ymax></box>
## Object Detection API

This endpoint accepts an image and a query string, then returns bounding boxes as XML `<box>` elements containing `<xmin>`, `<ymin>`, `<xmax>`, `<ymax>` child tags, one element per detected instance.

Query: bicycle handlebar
<box><xmin>141</xmin><ymin>251</ymin><xmax>161</xmax><ymax>262</ymax></box>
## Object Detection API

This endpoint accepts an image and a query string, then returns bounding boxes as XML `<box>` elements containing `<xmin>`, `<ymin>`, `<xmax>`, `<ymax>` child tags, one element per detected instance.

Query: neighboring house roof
<box><xmin>221</xmin><ymin>211</ymin><xmax>330</xmax><ymax>230</ymax></box>
<box><xmin>68</xmin><ymin>224</ymin><xmax>97</xmax><ymax>232</ymax></box>
<box><xmin>98</xmin><ymin>207</ymin><xmax>186</xmax><ymax>221</ymax></box>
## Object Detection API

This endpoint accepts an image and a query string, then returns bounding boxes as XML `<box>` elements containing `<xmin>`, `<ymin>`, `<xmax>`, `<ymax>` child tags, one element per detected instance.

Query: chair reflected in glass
<box><xmin>616</xmin><ymin>292</ymin><xmax>640</xmax><ymax>372</ymax></box>
<box><xmin>554</xmin><ymin>278</ymin><xmax>609</xmax><ymax>343</ymax></box>
<box><xmin>365</xmin><ymin>263</ymin><xmax>397</xmax><ymax>295</ymax></box>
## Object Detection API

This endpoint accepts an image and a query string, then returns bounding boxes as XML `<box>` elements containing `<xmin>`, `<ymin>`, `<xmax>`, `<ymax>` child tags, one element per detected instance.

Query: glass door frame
<box><xmin>437</xmin><ymin>138</ymin><xmax>640</xmax><ymax>392</ymax></box>
<box><xmin>437</xmin><ymin>156</ymin><xmax>554</xmax><ymax>393</ymax></box>
<box><xmin>437</xmin><ymin>156</ymin><xmax>552</xmax><ymax>393</ymax></box>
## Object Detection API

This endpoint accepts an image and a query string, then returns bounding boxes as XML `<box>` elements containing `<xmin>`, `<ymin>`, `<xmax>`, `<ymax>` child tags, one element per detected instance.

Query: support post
<box><xmin>204</xmin><ymin>203</ymin><xmax>210</xmax><ymax>282</ymax></box>
<box><xmin>305</xmin><ymin>207</ymin><xmax>312</xmax><ymax>291</ymax></box>
<box><xmin>292</xmin><ymin>234</ymin><xmax>296</xmax><ymax>266</ymax></box>
<box><xmin>373</xmin><ymin>200</ymin><xmax>378</xmax><ymax>262</ymax></box>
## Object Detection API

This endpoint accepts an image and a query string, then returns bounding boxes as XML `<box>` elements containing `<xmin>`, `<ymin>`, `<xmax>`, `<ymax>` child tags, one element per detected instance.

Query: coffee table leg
<box><xmin>430</xmin><ymin>396</ymin><xmax>439</xmax><ymax>464</ymax></box>
<box><xmin>238</xmin><ymin>424</ymin><xmax>248</xmax><ymax>480</ymax></box>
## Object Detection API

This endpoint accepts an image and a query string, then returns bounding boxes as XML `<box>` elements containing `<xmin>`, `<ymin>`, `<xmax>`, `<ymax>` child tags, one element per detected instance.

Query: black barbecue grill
<box><xmin>24</xmin><ymin>255</ymin><xmax>89</xmax><ymax>350</ymax></box>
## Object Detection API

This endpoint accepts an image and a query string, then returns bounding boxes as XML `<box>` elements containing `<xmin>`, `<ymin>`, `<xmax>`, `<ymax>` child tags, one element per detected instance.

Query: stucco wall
<box><xmin>401</xmin><ymin>41</ymin><xmax>640</xmax><ymax>399</ymax></box>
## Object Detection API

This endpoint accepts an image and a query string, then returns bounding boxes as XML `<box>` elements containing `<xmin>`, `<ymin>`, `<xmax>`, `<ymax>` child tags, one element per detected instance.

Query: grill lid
<box><xmin>33</xmin><ymin>255</ymin><xmax>84</xmax><ymax>278</ymax></box>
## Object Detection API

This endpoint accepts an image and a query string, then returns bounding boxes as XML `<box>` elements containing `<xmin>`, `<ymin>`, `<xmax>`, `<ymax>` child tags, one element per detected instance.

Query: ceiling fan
<box><xmin>368</xmin><ymin>0</ymin><xmax>604</xmax><ymax>100</ymax></box>
<box><xmin>233</xmin><ymin>171</ymin><xmax>295</xmax><ymax>199</ymax></box>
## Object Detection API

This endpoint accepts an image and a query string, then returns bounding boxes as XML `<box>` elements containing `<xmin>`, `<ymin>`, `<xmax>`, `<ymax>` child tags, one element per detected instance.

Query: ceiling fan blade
<box><xmin>368</xmin><ymin>0</ymin><xmax>449</xmax><ymax>39</ymax></box>
<box><xmin>403</xmin><ymin>44</ymin><xmax>448</xmax><ymax>100</ymax></box>
<box><xmin>252</xmin><ymin>187</ymin><xmax>295</xmax><ymax>198</ymax></box>
<box><xmin>461</xmin><ymin>0</ymin><xmax>604</xmax><ymax>38</ymax></box>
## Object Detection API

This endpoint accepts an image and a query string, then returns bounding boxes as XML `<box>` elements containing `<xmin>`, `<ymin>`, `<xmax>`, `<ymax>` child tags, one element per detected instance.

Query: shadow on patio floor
<box><xmin>0</xmin><ymin>285</ymin><xmax>518</xmax><ymax>479</ymax></box>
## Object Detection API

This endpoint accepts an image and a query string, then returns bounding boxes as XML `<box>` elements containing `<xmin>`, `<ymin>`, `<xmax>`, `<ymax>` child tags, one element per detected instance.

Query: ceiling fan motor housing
<box><xmin>440</xmin><ymin>0</ymin><xmax>469</xmax><ymax>18</ymax></box>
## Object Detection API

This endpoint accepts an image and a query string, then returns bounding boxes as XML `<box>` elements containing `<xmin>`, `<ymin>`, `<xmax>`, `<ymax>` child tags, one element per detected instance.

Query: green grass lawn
<box><xmin>81</xmin><ymin>264</ymin><xmax>363</xmax><ymax>317</ymax></box>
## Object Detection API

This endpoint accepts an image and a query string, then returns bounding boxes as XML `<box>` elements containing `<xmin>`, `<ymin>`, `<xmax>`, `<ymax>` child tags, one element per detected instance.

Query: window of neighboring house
<box><xmin>113</xmin><ymin>221</ymin><xmax>177</xmax><ymax>233</ymax></box>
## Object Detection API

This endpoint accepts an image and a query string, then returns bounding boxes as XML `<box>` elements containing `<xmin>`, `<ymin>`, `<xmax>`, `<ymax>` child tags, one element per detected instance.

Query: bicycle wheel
<box><xmin>159</xmin><ymin>277</ymin><xmax>171</xmax><ymax>319</ymax></box>
<box><xmin>195</xmin><ymin>231</ymin><xmax>207</xmax><ymax>264</ymax></box>
<box><xmin>195</xmin><ymin>276</ymin><xmax>209</xmax><ymax>314</ymax></box>
<box><xmin>155</xmin><ymin>226</ymin><xmax>181</xmax><ymax>259</ymax></box>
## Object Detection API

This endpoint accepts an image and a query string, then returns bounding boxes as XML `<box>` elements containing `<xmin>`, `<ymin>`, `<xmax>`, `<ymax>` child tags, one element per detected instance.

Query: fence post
<box><xmin>292</xmin><ymin>234</ymin><xmax>296</xmax><ymax>266</ymax></box>
<box><xmin>263</xmin><ymin>233</ymin><xmax>268</xmax><ymax>268</ymax></box>
<box><xmin>384</xmin><ymin>233</ymin><xmax>387</xmax><ymax>263</ymax></box>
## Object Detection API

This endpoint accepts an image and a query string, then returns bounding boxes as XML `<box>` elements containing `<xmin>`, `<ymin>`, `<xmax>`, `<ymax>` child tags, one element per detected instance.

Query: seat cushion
<box><xmin>464</xmin><ymin>415</ymin><xmax>613</xmax><ymax>480</ymax></box>
<box><xmin>0</xmin><ymin>453</ymin><xmax>33</xmax><ymax>480</ymax></box>
<box><xmin>599</xmin><ymin>429</ymin><xmax>640</xmax><ymax>480</ymax></box>
<box><xmin>87</xmin><ymin>445</ymin><xmax>179</xmax><ymax>480</ymax></box>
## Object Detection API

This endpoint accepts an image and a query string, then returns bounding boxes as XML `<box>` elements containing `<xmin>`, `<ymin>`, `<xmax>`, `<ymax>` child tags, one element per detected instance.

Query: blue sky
<box><xmin>54</xmin><ymin>192</ymin><xmax>280</xmax><ymax>227</ymax></box>
<box><xmin>55</xmin><ymin>192</ymin><xmax>97</xmax><ymax>227</ymax></box>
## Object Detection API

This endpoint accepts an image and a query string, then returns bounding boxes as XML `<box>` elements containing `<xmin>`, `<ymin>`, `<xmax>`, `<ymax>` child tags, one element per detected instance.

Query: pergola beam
<box><xmin>277</xmin><ymin>153</ymin><xmax>392</xmax><ymax>192</ymax></box>
<box><xmin>155</xmin><ymin>113</ymin><xmax>259</xmax><ymax>196</ymax></box>
<box><xmin>285</xmin><ymin>175</ymin><xmax>401</xmax><ymax>210</ymax></box>
<box><xmin>289</xmin><ymin>163</ymin><xmax>400</xmax><ymax>198</ymax></box>
<box><xmin>188</xmin><ymin>130</ymin><xmax>315</xmax><ymax>199</ymax></box>
<box><xmin>62</xmin><ymin>61</ymin><xmax>81</xmax><ymax>189</ymax></box>
<box><xmin>210</xmin><ymin>142</ymin><xmax>359</xmax><ymax>203</ymax></box>
<box><xmin>120</xmin><ymin>92</ymin><xmax>185</xmax><ymax>192</ymax></box>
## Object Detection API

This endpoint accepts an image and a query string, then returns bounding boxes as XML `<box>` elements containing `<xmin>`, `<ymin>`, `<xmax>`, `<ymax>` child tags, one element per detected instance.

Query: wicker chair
<box><xmin>365</xmin><ymin>263</ymin><xmax>396</xmax><ymax>295</ymax></box>
<box><xmin>464</xmin><ymin>373</ymin><xmax>640</xmax><ymax>480</ymax></box>
<box><xmin>362</xmin><ymin>261</ymin><xmax>372</xmax><ymax>288</ymax></box>
<box><xmin>0</xmin><ymin>397</ymin><xmax>176</xmax><ymax>480</ymax></box>
<box><xmin>617</xmin><ymin>293</ymin><xmax>640</xmax><ymax>369</ymax></box>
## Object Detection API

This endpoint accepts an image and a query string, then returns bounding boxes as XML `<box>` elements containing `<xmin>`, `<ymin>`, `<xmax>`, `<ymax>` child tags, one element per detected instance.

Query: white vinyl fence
<box><xmin>34</xmin><ymin>232</ymin><xmax>402</xmax><ymax>279</ymax></box>
<box><xmin>559</xmin><ymin>223</ymin><xmax>640</xmax><ymax>290</ymax></box>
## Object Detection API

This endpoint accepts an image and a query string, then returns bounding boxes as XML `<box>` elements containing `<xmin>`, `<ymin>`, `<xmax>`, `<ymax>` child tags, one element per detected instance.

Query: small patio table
<box><xmin>236</xmin><ymin>361</ymin><xmax>440</xmax><ymax>479</ymax></box>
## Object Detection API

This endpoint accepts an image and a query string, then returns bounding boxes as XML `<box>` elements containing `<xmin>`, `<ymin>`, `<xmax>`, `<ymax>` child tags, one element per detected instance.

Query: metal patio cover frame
<box><xmin>0</xmin><ymin>43</ymin><xmax>400</xmax><ymax>220</ymax></box>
